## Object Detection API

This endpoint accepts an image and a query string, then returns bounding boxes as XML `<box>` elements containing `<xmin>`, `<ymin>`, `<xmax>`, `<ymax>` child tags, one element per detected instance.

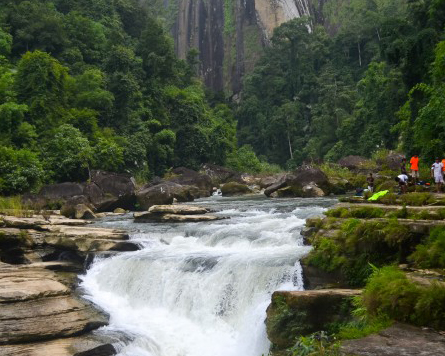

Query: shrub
<box><xmin>307</xmin><ymin>219</ymin><xmax>415</xmax><ymax>286</ymax></box>
<box><xmin>0</xmin><ymin>146</ymin><xmax>44</xmax><ymax>195</ymax></box>
<box><xmin>408</xmin><ymin>226</ymin><xmax>445</xmax><ymax>268</ymax></box>
<box><xmin>361</xmin><ymin>266</ymin><xmax>445</xmax><ymax>329</ymax></box>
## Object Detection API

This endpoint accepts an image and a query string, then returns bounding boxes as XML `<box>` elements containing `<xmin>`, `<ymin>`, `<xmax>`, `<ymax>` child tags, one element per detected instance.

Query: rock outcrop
<box><xmin>266</xmin><ymin>289</ymin><xmax>361</xmax><ymax>350</ymax></box>
<box><xmin>0</xmin><ymin>264</ymin><xmax>108</xmax><ymax>344</ymax></box>
<box><xmin>167</xmin><ymin>167</ymin><xmax>213</xmax><ymax>198</ymax></box>
<box><xmin>341</xmin><ymin>323</ymin><xmax>445</xmax><ymax>356</ymax></box>
<box><xmin>338</xmin><ymin>155</ymin><xmax>370</xmax><ymax>170</ymax></box>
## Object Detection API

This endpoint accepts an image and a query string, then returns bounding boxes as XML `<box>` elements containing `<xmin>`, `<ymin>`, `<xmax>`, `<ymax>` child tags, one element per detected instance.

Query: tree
<box><xmin>15</xmin><ymin>51</ymin><xmax>69</xmax><ymax>130</ymax></box>
<box><xmin>43</xmin><ymin>124</ymin><xmax>92</xmax><ymax>182</ymax></box>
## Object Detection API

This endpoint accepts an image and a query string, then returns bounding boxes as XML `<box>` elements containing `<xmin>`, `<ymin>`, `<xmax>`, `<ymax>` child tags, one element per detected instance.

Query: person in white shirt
<box><xmin>431</xmin><ymin>158</ymin><xmax>444</xmax><ymax>192</ymax></box>
<box><xmin>395</xmin><ymin>174</ymin><xmax>408</xmax><ymax>194</ymax></box>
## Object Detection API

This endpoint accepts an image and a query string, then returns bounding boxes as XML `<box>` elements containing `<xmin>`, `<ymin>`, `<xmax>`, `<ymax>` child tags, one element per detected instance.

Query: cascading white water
<box><xmin>81</xmin><ymin>196</ymin><xmax>335</xmax><ymax>356</ymax></box>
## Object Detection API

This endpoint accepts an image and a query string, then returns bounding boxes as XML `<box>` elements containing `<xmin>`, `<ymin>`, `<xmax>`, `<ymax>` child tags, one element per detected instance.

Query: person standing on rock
<box><xmin>410</xmin><ymin>155</ymin><xmax>420</xmax><ymax>184</ymax></box>
<box><xmin>431</xmin><ymin>158</ymin><xmax>444</xmax><ymax>193</ymax></box>
<box><xmin>442</xmin><ymin>157</ymin><xmax>445</xmax><ymax>180</ymax></box>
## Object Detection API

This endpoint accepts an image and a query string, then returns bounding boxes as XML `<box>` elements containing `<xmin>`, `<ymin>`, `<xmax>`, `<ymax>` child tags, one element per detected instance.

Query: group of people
<box><xmin>395</xmin><ymin>155</ymin><xmax>445</xmax><ymax>193</ymax></box>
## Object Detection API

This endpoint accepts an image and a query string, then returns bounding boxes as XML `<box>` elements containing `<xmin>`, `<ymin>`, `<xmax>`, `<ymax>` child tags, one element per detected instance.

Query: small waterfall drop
<box><xmin>81</xmin><ymin>196</ymin><xmax>335</xmax><ymax>356</ymax></box>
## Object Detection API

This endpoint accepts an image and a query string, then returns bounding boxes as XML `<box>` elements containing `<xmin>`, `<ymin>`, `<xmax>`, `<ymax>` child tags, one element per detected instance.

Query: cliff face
<box><xmin>171</xmin><ymin>0</ymin><xmax>318</xmax><ymax>94</ymax></box>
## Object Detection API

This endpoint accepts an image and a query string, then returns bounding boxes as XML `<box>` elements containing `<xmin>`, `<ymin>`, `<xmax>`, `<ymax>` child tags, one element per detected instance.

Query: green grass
<box><xmin>408</xmin><ymin>226</ymin><xmax>445</xmax><ymax>268</ymax></box>
<box><xmin>361</xmin><ymin>266</ymin><xmax>445</xmax><ymax>330</ymax></box>
<box><xmin>0</xmin><ymin>196</ymin><xmax>34</xmax><ymax>217</ymax></box>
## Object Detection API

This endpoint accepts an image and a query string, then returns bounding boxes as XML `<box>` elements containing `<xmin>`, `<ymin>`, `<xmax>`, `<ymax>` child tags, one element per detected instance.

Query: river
<box><xmin>81</xmin><ymin>195</ymin><xmax>336</xmax><ymax>356</ymax></box>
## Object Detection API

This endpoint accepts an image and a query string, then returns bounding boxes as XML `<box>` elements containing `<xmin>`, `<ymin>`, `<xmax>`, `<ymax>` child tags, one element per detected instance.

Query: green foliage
<box><xmin>325</xmin><ymin>207</ymin><xmax>385</xmax><ymax>219</ymax></box>
<box><xmin>362</xmin><ymin>266</ymin><xmax>445</xmax><ymax>329</ymax></box>
<box><xmin>409</xmin><ymin>226</ymin><xmax>445</xmax><ymax>268</ymax></box>
<box><xmin>43</xmin><ymin>124</ymin><xmax>92</xmax><ymax>182</ymax></box>
<box><xmin>0</xmin><ymin>0</ymin><xmax>238</xmax><ymax>193</ymax></box>
<box><xmin>307</xmin><ymin>219</ymin><xmax>415</xmax><ymax>286</ymax></box>
<box><xmin>0</xmin><ymin>146</ymin><xmax>43</xmax><ymax>195</ymax></box>
<box><xmin>288</xmin><ymin>332</ymin><xmax>340</xmax><ymax>356</ymax></box>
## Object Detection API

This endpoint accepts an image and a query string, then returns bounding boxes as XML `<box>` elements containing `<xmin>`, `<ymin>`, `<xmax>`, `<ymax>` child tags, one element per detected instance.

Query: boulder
<box><xmin>113</xmin><ymin>208</ymin><xmax>126</xmax><ymax>214</ymax></box>
<box><xmin>167</xmin><ymin>167</ymin><xmax>213</xmax><ymax>197</ymax></box>
<box><xmin>38</xmin><ymin>183</ymin><xmax>85</xmax><ymax>201</ymax></box>
<box><xmin>291</xmin><ymin>166</ymin><xmax>329</xmax><ymax>188</ymax></box>
<box><xmin>265</xmin><ymin>167</ymin><xmax>330</xmax><ymax>197</ymax></box>
<box><xmin>259</xmin><ymin>174</ymin><xmax>285</xmax><ymax>189</ymax></box>
<box><xmin>60</xmin><ymin>196</ymin><xmax>93</xmax><ymax>219</ymax></box>
<box><xmin>148</xmin><ymin>205</ymin><xmax>209</xmax><ymax>215</ymax></box>
<box><xmin>221</xmin><ymin>182</ymin><xmax>253</xmax><ymax>196</ymax></box>
<box><xmin>338</xmin><ymin>155</ymin><xmax>370</xmax><ymax>170</ymax></box>
<box><xmin>341</xmin><ymin>323</ymin><xmax>445</xmax><ymax>356</ymax></box>
<box><xmin>302</xmin><ymin>183</ymin><xmax>325</xmax><ymax>197</ymax></box>
<box><xmin>86</xmin><ymin>170</ymin><xmax>136</xmax><ymax>212</ymax></box>
<box><xmin>200</xmin><ymin>164</ymin><xmax>243</xmax><ymax>185</ymax></box>
<box><xmin>136</xmin><ymin>182</ymin><xmax>195</xmax><ymax>210</ymax></box>
<box><xmin>266</xmin><ymin>289</ymin><xmax>361</xmax><ymax>350</ymax></box>
<box><xmin>376</xmin><ymin>151</ymin><xmax>405</xmax><ymax>171</ymax></box>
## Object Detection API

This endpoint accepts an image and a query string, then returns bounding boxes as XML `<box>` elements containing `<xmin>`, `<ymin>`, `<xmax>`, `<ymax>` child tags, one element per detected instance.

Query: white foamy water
<box><xmin>81</xmin><ymin>196</ymin><xmax>335</xmax><ymax>356</ymax></box>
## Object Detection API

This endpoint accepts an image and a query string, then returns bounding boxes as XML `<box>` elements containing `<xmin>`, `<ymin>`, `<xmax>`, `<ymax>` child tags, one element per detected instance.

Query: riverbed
<box><xmin>81</xmin><ymin>195</ymin><xmax>337</xmax><ymax>356</ymax></box>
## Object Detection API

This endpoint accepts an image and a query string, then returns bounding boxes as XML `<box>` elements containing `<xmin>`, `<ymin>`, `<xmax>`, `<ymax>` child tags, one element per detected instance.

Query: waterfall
<box><xmin>81</xmin><ymin>197</ymin><xmax>334</xmax><ymax>356</ymax></box>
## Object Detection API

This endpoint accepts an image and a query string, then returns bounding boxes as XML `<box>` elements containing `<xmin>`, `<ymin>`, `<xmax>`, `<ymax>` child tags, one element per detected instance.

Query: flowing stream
<box><xmin>81</xmin><ymin>195</ymin><xmax>336</xmax><ymax>356</ymax></box>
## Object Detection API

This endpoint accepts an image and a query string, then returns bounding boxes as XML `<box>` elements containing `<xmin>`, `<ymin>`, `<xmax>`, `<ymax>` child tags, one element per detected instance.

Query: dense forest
<box><xmin>236</xmin><ymin>0</ymin><xmax>445</xmax><ymax>167</ymax></box>
<box><xmin>0</xmin><ymin>0</ymin><xmax>239</xmax><ymax>195</ymax></box>
<box><xmin>1</xmin><ymin>0</ymin><xmax>445</xmax><ymax>196</ymax></box>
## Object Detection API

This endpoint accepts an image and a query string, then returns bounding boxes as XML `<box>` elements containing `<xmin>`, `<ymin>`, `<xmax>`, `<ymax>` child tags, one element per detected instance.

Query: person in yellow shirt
<box><xmin>410</xmin><ymin>154</ymin><xmax>419</xmax><ymax>184</ymax></box>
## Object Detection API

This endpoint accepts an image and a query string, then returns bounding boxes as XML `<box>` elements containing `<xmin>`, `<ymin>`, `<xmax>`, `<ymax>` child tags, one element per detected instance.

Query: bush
<box><xmin>361</xmin><ymin>266</ymin><xmax>445</xmax><ymax>330</ymax></box>
<box><xmin>325</xmin><ymin>207</ymin><xmax>385</xmax><ymax>219</ymax></box>
<box><xmin>307</xmin><ymin>219</ymin><xmax>415</xmax><ymax>286</ymax></box>
<box><xmin>0</xmin><ymin>146</ymin><xmax>44</xmax><ymax>195</ymax></box>
<box><xmin>408</xmin><ymin>227</ymin><xmax>445</xmax><ymax>268</ymax></box>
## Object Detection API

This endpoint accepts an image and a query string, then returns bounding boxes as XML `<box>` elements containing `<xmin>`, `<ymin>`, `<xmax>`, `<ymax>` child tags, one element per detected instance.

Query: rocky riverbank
<box><xmin>265</xmin><ymin>192</ymin><xmax>445</xmax><ymax>356</ymax></box>
<box><xmin>0</xmin><ymin>212</ymin><xmax>139</xmax><ymax>355</ymax></box>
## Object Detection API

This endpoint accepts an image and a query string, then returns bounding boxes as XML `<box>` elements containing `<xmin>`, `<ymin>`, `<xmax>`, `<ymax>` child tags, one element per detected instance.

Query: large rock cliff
<box><xmin>171</xmin><ymin>0</ymin><xmax>320</xmax><ymax>94</ymax></box>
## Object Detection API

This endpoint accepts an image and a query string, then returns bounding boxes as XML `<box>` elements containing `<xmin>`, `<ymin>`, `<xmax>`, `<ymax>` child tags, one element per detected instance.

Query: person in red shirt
<box><xmin>442</xmin><ymin>157</ymin><xmax>445</xmax><ymax>180</ymax></box>
<box><xmin>410</xmin><ymin>155</ymin><xmax>419</xmax><ymax>184</ymax></box>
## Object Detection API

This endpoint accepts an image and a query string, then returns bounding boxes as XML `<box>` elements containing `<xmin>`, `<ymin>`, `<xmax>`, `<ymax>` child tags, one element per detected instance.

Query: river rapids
<box><xmin>81</xmin><ymin>196</ymin><xmax>336</xmax><ymax>356</ymax></box>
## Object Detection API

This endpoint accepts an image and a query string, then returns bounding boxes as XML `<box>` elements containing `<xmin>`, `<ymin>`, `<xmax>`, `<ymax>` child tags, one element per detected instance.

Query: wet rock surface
<box><xmin>134</xmin><ymin>204</ymin><xmax>224</xmax><ymax>222</ymax></box>
<box><xmin>341</xmin><ymin>323</ymin><xmax>445</xmax><ymax>356</ymax></box>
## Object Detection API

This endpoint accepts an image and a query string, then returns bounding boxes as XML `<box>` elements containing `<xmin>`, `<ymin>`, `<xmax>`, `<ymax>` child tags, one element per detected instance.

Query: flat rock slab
<box><xmin>341</xmin><ymin>323</ymin><xmax>445</xmax><ymax>356</ymax></box>
<box><xmin>1</xmin><ymin>216</ymin><xmax>92</xmax><ymax>230</ymax></box>
<box><xmin>134</xmin><ymin>212</ymin><xmax>224</xmax><ymax>222</ymax></box>
<box><xmin>148</xmin><ymin>205</ymin><xmax>209</xmax><ymax>215</ymax></box>
<box><xmin>0</xmin><ymin>267</ymin><xmax>69</xmax><ymax>302</ymax></box>
<box><xmin>43</xmin><ymin>226</ymin><xmax>129</xmax><ymax>240</ymax></box>
<box><xmin>0</xmin><ymin>334</ymin><xmax>116</xmax><ymax>356</ymax></box>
